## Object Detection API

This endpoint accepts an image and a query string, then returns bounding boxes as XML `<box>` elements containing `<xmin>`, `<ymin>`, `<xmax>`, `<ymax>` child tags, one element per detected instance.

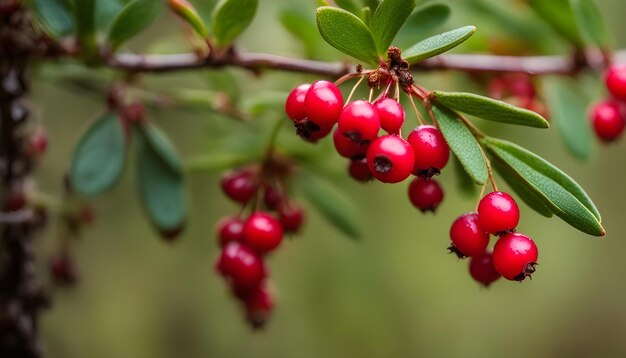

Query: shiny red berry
<box><xmin>297</xmin><ymin>120</ymin><xmax>333</xmax><ymax>143</ymax></box>
<box><xmin>216</xmin><ymin>242</ymin><xmax>267</xmax><ymax>288</ymax></box>
<box><xmin>338</xmin><ymin>100</ymin><xmax>381</xmax><ymax>144</ymax></box>
<box><xmin>449</xmin><ymin>212</ymin><xmax>489</xmax><ymax>258</ymax></box>
<box><xmin>217</xmin><ymin>216</ymin><xmax>245</xmax><ymax>247</ymax></box>
<box><xmin>243</xmin><ymin>212</ymin><xmax>284</xmax><ymax>254</ymax></box>
<box><xmin>285</xmin><ymin>83</ymin><xmax>311</xmax><ymax>121</ymax></box>
<box><xmin>278</xmin><ymin>203</ymin><xmax>304</xmax><ymax>233</ymax></box>
<box><xmin>220</xmin><ymin>168</ymin><xmax>258</xmax><ymax>204</ymax></box>
<box><xmin>407</xmin><ymin>125</ymin><xmax>449</xmax><ymax>178</ymax></box>
<box><xmin>304</xmin><ymin>80</ymin><xmax>343</xmax><ymax>126</ymax></box>
<box><xmin>477</xmin><ymin>191</ymin><xmax>520</xmax><ymax>235</ymax></box>
<box><xmin>590</xmin><ymin>100</ymin><xmax>625</xmax><ymax>142</ymax></box>
<box><xmin>605</xmin><ymin>64</ymin><xmax>626</xmax><ymax>101</ymax></box>
<box><xmin>374</xmin><ymin>97</ymin><xmax>405</xmax><ymax>134</ymax></box>
<box><xmin>366</xmin><ymin>135</ymin><xmax>414</xmax><ymax>183</ymax></box>
<box><xmin>469</xmin><ymin>251</ymin><xmax>501</xmax><ymax>287</ymax></box>
<box><xmin>408</xmin><ymin>178</ymin><xmax>444</xmax><ymax>212</ymax></box>
<box><xmin>244</xmin><ymin>285</ymin><xmax>274</xmax><ymax>329</ymax></box>
<box><xmin>492</xmin><ymin>232</ymin><xmax>538</xmax><ymax>281</ymax></box>
<box><xmin>348</xmin><ymin>159</ymin><xmax>373</xmax><ymax>182</ymax></box>
<box><xmin>333</xmin><ymin>128</ymin><xmax>368</xmax><ymax>159</ymax></box>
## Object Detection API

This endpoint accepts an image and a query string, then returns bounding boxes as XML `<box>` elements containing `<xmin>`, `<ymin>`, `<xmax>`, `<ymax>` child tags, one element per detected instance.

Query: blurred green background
<box><xmin>32</xmin><ymin>0</ymin><xmax>626</xmax><ymax>357</ymax></box>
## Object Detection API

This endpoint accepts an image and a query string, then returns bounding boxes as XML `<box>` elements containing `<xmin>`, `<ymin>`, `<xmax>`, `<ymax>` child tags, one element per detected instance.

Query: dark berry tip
<box><xmin>373</xmin><ymin>155</ymin><xmax>392</xmax><ymax>174</ymax></box>
<box><xmin>513</xmin><ymin>262</ymin><xmax>537</xmax><ymax>282</ymax></box>
<box><xmin>416</xmin><ymin>167</ymin><xmax>441</xmax><ymax>179</ymax></box>
<box><xmin>447</xmin><ymin>245</ymin><xmax>466</xmax><ymax>259</ymax></box>
<box><xmin>343</xmin><ymin>131</ymin><xmax>363</xmax><ymax>143</ymax></box>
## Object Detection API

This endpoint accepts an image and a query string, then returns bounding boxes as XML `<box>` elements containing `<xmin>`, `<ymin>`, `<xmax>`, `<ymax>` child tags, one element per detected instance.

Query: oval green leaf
<box><xmin>483</xmin><ymin>137</ymin><xmax>603</xmax><ymax>236</ymax></box>
<box><xmin>27</xmin><ymin>0</ymin><xmax>74</xmax><ymax>36</ymax></box>
<box><xmin>298</xmin><ymin>172</ymin><xmax>362</xmax><ymax>240</ymax></box>
<box><xmin>73</xmin><ymin>0</ymin><xmax>97</xmax><ymax>59</ymax></box>
<box><xmin>430</xmin><ymin>91</ymin><xmax>549</xmax><ymax>129</ymax></box>
<box><xmin>542</xmin><ymin>77</ymin><xmax>591</xmax><ymax>160</ymax></box>
<box><xmin>316</xmin><ymin>6</ymin><xmax>379</xmax><ymax>65</ymax></box>
<box><xmin>403</xmin><ymin>25</ymin><xmax>476</xmax><ymax>64</ymax></box>
<box><xmin>370</xmin><ymin>0</ymin><xmax>416</xmax><ymax>54</ymax></box>
<box><xmin>70</xmin><ymin>114</ymin><xmax>126</xmax><ymax>196</ymax></box>
<box><xmin>492</xmin><ymin>160</ymin><xmax>553</xmax><ymax>218</ymax></box>
<box><xmin>138</xmin><ymin>122</ymin><xmax>183</xmax><ymax>175</ymax></box>
<box><xmin>280</xmin><ymin>9</ymin><xmax>319</xmax><ymax>59</ymax></box>
<box><xmin>528</xmin><ymin>0</ymin><xmax>582</xmax><ymax>46</ymax></box>
<box><xmin>452</xmin><ymin>155</ymin><xmax>477</xmax><ymax>198</ymax></box>
<box><xmin>107</xmin><ymin>0</ymin><xmax>165</xmax><ymax>51</ymax></box>
<box><xmin>96</xmin><ymin>0</ymin><xmax>124</xmax><ymax>31</ymax></box>
<box><xmin>395</xmin><ymin>3</ymin><xmax>451</xmax><ymax>50</ymax></box>
<box><xmin>431</xmin><ymin>105</ymin><xmax>487</xmax><ymax>185</ymax></box>
<box><xmin>137</xmin><ymin>130</ymin><xmax>187</xmax><ymax>231</ymax></box>
<box><xmin>211</xmin><ymin>0</ymin><xmax>259</xmax><ymax>48</ymax></box>
<box><xmin>169</xmin><ymin>0</ymin><xmax>209</xmax><ymax>38</ymax></box>
<box><xmin>569</xmin><ymin>0</ymin><xmax>609</xmax><ymax>47</ymax></box>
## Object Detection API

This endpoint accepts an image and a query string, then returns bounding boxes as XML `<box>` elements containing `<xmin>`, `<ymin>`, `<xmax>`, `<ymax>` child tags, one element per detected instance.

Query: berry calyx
<box><xmin>243</xmin><ymin>212</ymin><xmax>284</xmax><ymax>254</ymax></box>
<box><xmin>590</xmin><ymin>100</ymin><xmax>625</xmax><ymax>143</ymax></box>
<box><xmin>333</xmin><ymin>128</ymin><xmax>368</xmax><ymax>159</ymax></box>
<box><xmin>216</xmin><ymin>242</ymin><xmax>267</xmax><ymax>288</ymax></box>
<box><xmin>449</xmin><ymin>212</ymin><xmax>490</xmax><ymax>258</ymax></box>
<box><xmin>477</xmin><ymin>191</ymin><xmax>520</xmax><ymax>235</ymax></box>
<box><xmin>220</xmin><ymin>168</ymin><xmax>258</xmax><ymax>204</ymax></box>
<box><xmin>217</xmin><ymin>216</ymin><xmax>245</xmax><ymax>247</ymax></box>
<box><xmin>373</xmin><ymin>97</ymin><xmax>405</xmax><ymax>134</ymax></box>
<box><xmin>338</xmin><ymin>100</ymin><xmax>381</xmax><ymax>144</ymax></box>
<box><xmin>278</xmin><ymin>203</ymin><xmax>304</xmax><ymax>234</ymax></box>
<box><xmin>348</xmin><ymin>159</ymin><xmax>373</xmax><ymax>182</ymax></box>
<box><xmin>304</xmin><ymin>80</ymin><xmax>343</xmax><ymax>126</ymax></box>
<box><xmin>605</xmin><ymin>64</ymin><xmax>626</xmax><ymax>101</ymax></box>
<box><xmin>408</xmin><ymin>178</ymin><xmax>444</xmax><ymax>212</ymax></box>
<box><xmin>305</xmin><ymin>122</ymin><xmax>333</xmax><ymax>142</ymax></box>
<box><xmin>285</xmin><ymin>83</ymin><xmax>311</xmax><ymax>121</ymax></box>
<box><xmin>492</xmin><ymin>232</ymin><xmax>538</xmax><ymax>281</ymax></box>
<box><xmin>407</xmin><ymin>125</ymin><xmax>450</xmax><ymax>178</ymax></box>
<box><xmin>469</xmin><ymin>251</ymin><xmax>501</xmax><ymax>287</ymax></box>
<box><xmin>366</xmin><ymin>135</ymin><xmax>414</xmax><ymax>183</ymax></box>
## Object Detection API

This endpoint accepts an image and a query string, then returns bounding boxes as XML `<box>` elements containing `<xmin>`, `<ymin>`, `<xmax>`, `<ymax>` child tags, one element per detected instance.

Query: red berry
<box><xmin>407</xmin><ymin>125</ymin><xmax>450</xmax><ymax>178</ymax></box>
<box><xmin>492</xmin><ymin>232</ymin><xmax>538</xmax><ymax>281</ymax></box>
<box><xmin>469</xmin><ymin>251</ymin><xmax>501</xmax><ymax>287</ymax></box>
<box><xmin>243</xmin><ymin>212</ymin><xmax>284</xmax><ymax>254</ymax></box>
<box><xmin>338</xmin><ymin>100</ymin><xmax>381</xmax><ymax>144</ymax></box>
<box><xmin>122</xmin><ymin>103</ymin><xmax>145</xmax><ymax>123</ymax></box>
<box><xmin>4</xmin><ymin>194</ymin><xmax>26</xmax><ymax>211</ymax></box>
<box><xmin>216</xmin><ymin>242</ymin><xmax>267</xmax><ymax>288</ymax></box>
<box><xmin>217</xmin><ymin>216</ymin><xmax>245</xmax><ymax>247</ymax></box>
<box><xmin>221</xmin><ymin>168</ymin><xmax>258</xmax><ymax>204</ymax></box>
<box><xmin>306</xmin><ymin>123</ymin><xmax>333</xmax><ymax>142</ymax></box>
<box><xmin>590</xmin><ymin>100</ymin><xmax>625</xmax><ymax>142</ymax></box>
<box><xmin>366</xmin><ymin>135</ymin><xmax>414</xmax><ymax>183</ymax></box>
<box><xmin>244</xmin><ymin>285</ymin><xmax>274</xmax><ymax>329</ymax></box>
<box><xmin>263</xmin><ymin>185</ymin><xmax>283</xmax><ymax>210</ymax></box>
<box><xmin>449</xmin><ymin>212</ymin><xmax>489</xmax><ymax>258</ymax></box>
<box><xmin>477</xmin><ymin>191</ymin><xmax>520</xmax><ymax>235</ymax></box>
<box><xmin>408</xmin><ymin>178</ymin><xmax>444</xmax><ymax>212</ymax></box>
<box><xmin>374</xmin><ymin>97</ymin><xmax>405</xmax><ymax>134</ymax></box>
<box><xmin>304</xmin><ymin>80</ymin><xmax>343</xmax><ymax>126</ymax></box>
<box><xmin>278</xmin><ymin>202</ymin><xmax>304</xmax><ymax>233</ymax></box>
<box><xmin>295</xmin><ymin>118</ymin><xmax>333</xmax><ymax>142</ymax></box>
<box><xmin>28</xmin><ymin>129</ymin><xmax>48</xmax><ymax>156</ymax></box>
<box><xmin>506</xmin><ymin>74</ymin><xmax>536</xmax><ymax>99</ymax></box>
<box><xmin>605</xmin><ymin>64</ymin><xmax>626</xmax><ymax>101</ymax></box>
<box><xmin>285</xmin><ymin>83</ymin><xmax>311</xmax><ymax>121</ymax></box>
<box><xmin>49</xmin><ymin>252</ymin><xmax>78</xmax><ymax>286</ymax></box>
<box><xmin>333</xmin><ymin>128</ymin><xmax>368</xmax><ymax>159</ymax></box>
<box><xmin>348</xmin><ymin>159</ymin><xmax>373</xmax><ymax>182</ymax></box>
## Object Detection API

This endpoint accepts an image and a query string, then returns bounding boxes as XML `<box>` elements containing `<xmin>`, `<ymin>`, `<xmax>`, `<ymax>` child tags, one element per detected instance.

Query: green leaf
<box><xmin>298</xmin><ymin>172</ymin><xmax>362</xmax><ymax>240</ymax></box>
<box><xmin>528</xmin><ymin>0</ymin><xmax>582</xmax><ymax>45</ymax></box>
<box><xmin>26</xmin><ymin>0</ymin><xmax>74</xmax><ymax>36</ymax></box>
<box><xmin>280</xmin><ymin>9</ymin><xmax>319</xmax><ymax>58</ymax></box>
<box><xmin>395</xmin><ymin>3</ymin><xmax>451</xmax><ymax>50</ymax></box>
<box><xmin>316</xmin><ymin>6</ymin><xmax>379</xmax><ymax>64</ymax></box>
<box><xmin>335</xmin><ymin>0</ymin><xmax>361</xmax><ymax>15</ymax></box>
<box><xmin>431</xmin><ymin>105</ymin><xmax>487</xmax><ymax>184</ymax></box>
<box><xmin>542</xmin><ymin>77</ymin><xmax>592</xmax><ymax>160</ymax></box>
<box><xmin>169</xmin><ymin>0</ymin><xmax>210</xmax><ymax>38</ymax></box>
<box><xmin>483</xmin><ymin>137</ymin><xmax>604</xmax><ymax>236</ymax></box>
<box><xmin>403</xmin><ymin>26</ymin><xmax>476</xmax><ymax>64</ymax></box>
<box><xmin>452</xmin><ymin>155</ymin><xmax>477</xmax><ymax>197</ymax></box>
<box><xmin>211</xmin><ymin>0</ymin><xmax>259</xmax><ymax>48</ymax></box>
<box><xmin>70</xmin><ymin>114</ymin><xmax>126</xmax><ymax>195</ymax></box>
<box><xmin>107</xmin><ymin>0</ymin><xmax>165</xmax><ymax>50</ymax></box>
<box><xmin>492</xmin><ymin>160</ymin><xmax>553</xmax><ymax>218</ymax></box>
<box><xmin>370</xmin><ymin>0</ymin><xmax>416</xmax><ymax>54</ymax></box>
<box><xmin>96</xmin><ymin>0</ymin><xmax>124</xmax><ymax>31</ymax></box>
<box><xmin>361</xmin><ymin>0</ymin><xmax>379</xmax><ymax>12</ymax></box>
<box><xmin>138</xmin><ymin>122</ymin><xmax>183</xmax><ymax>175</ymax></box>
<box><xmin>73</xmin><ymin>0</ymin><xmax>97</xmax><ymax>59</ymax></box>
<box><xmin>137</xmin><ymin>130</ymin><xmax>187</xmax><ymax>231</ymax></box>
<box><xmin>430</xmin><ymin>91</ymin><xmax>549</xmax><ymax>129</ymax></box>
<box><xmin>569</xmin><ymin>0</ymin><xmax>609</xmax><ymax>47</ymax></box>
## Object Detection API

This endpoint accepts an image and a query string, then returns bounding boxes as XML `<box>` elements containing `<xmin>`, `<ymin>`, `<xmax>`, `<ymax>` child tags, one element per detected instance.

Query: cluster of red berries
<box><xmin>589</xmin><ymin>63</ymin><xmax>626</xmax><ymax>143</ymax></box>
<box><xmin>214</xmin><ymin>166</ymin><xmax>304</xmax><ymax>329</ymax></box>
<box><xmin>449</xmin><ymin>191</ymin><xmax>538</xmax><ymax>286</ymax></box>
<box><xmin>285</xmin><ymin>80</ymin><xmax>449</xmax><ymax>213</ymax></box>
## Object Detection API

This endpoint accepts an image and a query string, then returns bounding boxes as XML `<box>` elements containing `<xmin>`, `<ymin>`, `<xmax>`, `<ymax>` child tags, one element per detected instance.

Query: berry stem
<box><xmin>344</xmin><ymin>75</ymin><xmax>365</xmax><ymax>105</ymax></box>
<box><xmin>408</xmin><ymin>92</ymin><xmax>426</xmax><ymax>126</ymax></box>
<box><xmin>334</xmin><ymin>71</ymin><xmax>371</xmax><ymax>86</ymax></box>
<box><xmin>475</xmin><ymin>182</ymin><xmax>487</xmax><ymax>211</ymax></box>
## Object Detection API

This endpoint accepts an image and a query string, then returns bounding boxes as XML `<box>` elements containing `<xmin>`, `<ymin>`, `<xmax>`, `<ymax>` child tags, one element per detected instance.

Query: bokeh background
<box><xmin>32</xmin><ymin>0</ymin><xmax>626</xmax><ymax>357</ymax></box>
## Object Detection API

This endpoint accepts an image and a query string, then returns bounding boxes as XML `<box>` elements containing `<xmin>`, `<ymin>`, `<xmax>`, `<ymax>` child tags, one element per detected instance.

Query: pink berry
<box><xmin>348</xmin><ymin>159</ymin><xmax>373</xmax><ymax>182</ymax></box>
<box><xmin>605</xmin><ymin>64</ymin><xmax>626</xmax><ymax>101</ymax></box>
<box><xmin>285</xmin><ymin>83</ymin><xmax>311</xmax><ymax>121</ymax></box>
<box><xmin>449</xmin><ymin>212</ymin><xmax>489</xmax><ymax>258</ymax></box>
<box><xmin>221</xmin><ymin>168</ymin><xmax>258</xmax><ymax>204</ymax></box>
<box><xmin>469</xmin><ymin>251</ymin><xmax>501</xmax><ymax>287</ymax></box>
<box><xmin>217</xmin><ymin>216</ymin><xmax>245</xmax><ymax>247</ymax></box>
<box><xmin>407</xmin><ymin>125</ymin><xmax>450</xmax><ymax>178</ymax></box>
<box><xmin>374</xmin><ymin>97</ymin><xmax>405</xmax><ymax>134</ymax></box>
<box><xmin>477</xmin><ymin>191</ymin><xmax>520</xmax><ymax>235</ymax></box>
<box><xmin>408</xmin><ymin>178</ymin><xmax>444</xmax><ymax>212</ymax></box>
<box><xmin>492</xmin><ymin>232</ymin><xmax>538</xmax><ymax>281</ymax></box>
<box><xmin>216</xmin><ymin>242</ymin><xmax>267</xmax><ymax>288</ymax></box>
<box><xmin>278</xmin><ymin>202</ymin><xmax>304</xmax><ymax>233</ymax></box>
<box><xmin>590</xmin><ymin>100</ymin><xmax>625</xmax><ymax>142</ymax></box>
<box><xmin>338</xmin><ymin>100</ymin><xmax>381</xmax><ymax>144</ymax></box>
<box><xmin>243</xmin><ymin>212</ymin><xmax>284</xmax><ymax>254</ymax></box>
<box><xmin>244</xmin><ymin>285</ymin><xmax>274</xmax><ymax>329</ymax></box>
<box><xmin>366</xmin><ymin>135</ymin><xmax>414</xmax><ymax>183</ymax></box>
<box><xmin>304</xmin><ymin>80</ymin><xmax>343</xmax><ymax>126</ymax></box>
